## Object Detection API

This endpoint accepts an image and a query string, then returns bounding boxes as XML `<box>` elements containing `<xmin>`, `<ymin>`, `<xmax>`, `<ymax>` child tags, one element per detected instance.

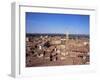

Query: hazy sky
<box><xmin>26</xmin><ymin>12</ymin><xmax>89</xmax><ymax>35</ymax></box>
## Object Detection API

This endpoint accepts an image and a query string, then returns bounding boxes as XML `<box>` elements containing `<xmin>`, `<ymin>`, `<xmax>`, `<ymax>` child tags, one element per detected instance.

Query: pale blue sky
<box><xmin>26</xmin><ymin>12</ymin><xmax>89</xmax><ymax>35</ymax></box>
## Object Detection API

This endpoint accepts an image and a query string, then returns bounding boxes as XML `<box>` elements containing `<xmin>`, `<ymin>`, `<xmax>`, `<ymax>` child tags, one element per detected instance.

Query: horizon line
<box><xmin>26</xmin><ymin>33</ymin><xmax>89</xmax><ymax>35</ymax></box>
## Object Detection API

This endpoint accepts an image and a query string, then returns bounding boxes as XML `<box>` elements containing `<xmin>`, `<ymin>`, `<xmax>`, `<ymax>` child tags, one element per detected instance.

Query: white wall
<box><xmin>0</xmin><ymin>0</ymin><xmax>100</xmax><ymax>80</ymax></box>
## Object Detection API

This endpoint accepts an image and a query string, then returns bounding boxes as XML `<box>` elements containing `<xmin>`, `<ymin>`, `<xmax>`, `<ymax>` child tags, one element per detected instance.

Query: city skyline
<box><xmin>26</xmin><ymin>12</ymin><xmax>90</xmax><ymax>35</ymax></box>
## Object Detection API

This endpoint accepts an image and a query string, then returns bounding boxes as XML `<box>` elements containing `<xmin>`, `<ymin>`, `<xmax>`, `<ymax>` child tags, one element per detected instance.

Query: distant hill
<box><xmin>26</xmin><ymin>33</ymin><xmax>89</xmax><ymax>39</ymax></box>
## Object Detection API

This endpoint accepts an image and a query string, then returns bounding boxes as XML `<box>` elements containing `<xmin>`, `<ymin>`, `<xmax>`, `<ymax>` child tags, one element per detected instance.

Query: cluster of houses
<box><xmin>26</xmin><ymin>34</ymin><xmax>89</xmax><ymax>67</ymax></box>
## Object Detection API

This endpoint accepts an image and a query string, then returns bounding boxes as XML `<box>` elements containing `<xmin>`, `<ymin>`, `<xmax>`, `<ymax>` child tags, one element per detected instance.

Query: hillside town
<box><xmin>26</xmin><ymin>33</ymin><xmax>89</xmax><ymax>67</ymax></box>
